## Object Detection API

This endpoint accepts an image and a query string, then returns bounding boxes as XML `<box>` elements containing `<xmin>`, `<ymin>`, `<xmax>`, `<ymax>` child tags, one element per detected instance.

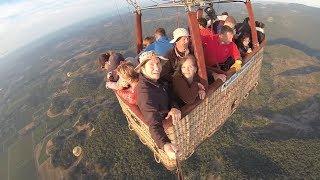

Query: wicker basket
<box><xmin>116</xmin><ymin>47</ymin><xmax>264</xmax><ymax>170</ymax></box>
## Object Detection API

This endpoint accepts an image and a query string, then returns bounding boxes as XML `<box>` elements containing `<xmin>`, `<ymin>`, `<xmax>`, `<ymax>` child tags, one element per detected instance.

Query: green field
<box><xmin>38</xmin><ymin>134</ymin><xmax>54</xmax><ymax>166</ymax></box>
<box><xmin>32</xmin><ymin>123</ymin><xmax>47</xmax><ymax>145</ymax></box>
<box><xmin>0</xmin><ymin>152</ymin><xmax>8</xmax><ymax>179</ymax></box>
<box><xmin>8</xmin><ymin>134</ymin><xmax>36</xmax><ymax>180</ymax></box>
<box><xmin>38</xmin><ymin>144</ymin><xmax>48</xmax><ymax>166</ymax></box>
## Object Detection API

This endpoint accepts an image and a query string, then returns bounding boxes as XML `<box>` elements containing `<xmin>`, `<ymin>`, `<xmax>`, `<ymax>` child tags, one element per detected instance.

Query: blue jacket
<box><xmin>145</xmin><ymin>36</ymin><xmax>172</xmax><ymax>57</ymax></box>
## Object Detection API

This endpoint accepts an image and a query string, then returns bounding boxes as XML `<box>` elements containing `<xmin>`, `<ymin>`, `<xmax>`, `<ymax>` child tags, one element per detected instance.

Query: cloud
<box><xmin>0</xmin><ymin>0</ymin><xmax>128</xmax><ymax>57</ymax></box>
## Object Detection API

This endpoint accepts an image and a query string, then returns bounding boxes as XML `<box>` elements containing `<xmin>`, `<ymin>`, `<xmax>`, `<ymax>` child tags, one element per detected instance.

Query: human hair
<box><xmin>176</xmin><ymin>36</ymin><xmax>182</xmax><ymax>43</ymax></box>
<box><xmin>177</xmin><ymin>54</ymin><xmax>198</xmax><ymax>74</ymax></box>
<box><xmin>98</xmin><ymin>53</ymin><xmax>110</xmax><ymax>67</ymax></box>
<box><xmin>225</xmin><ymin>16</ymin><xmax>236</xmax><ymax>26</ymax></box>
<box><xmin>107</xmin><ymin>50</ymin><xmax>116</xmax><ymax>57</ymax></box>
<box><xmin>116</xmin><ymin>61</ymin><xmax>139</xmax><ymax>84</ymax></box>
<box><xmin>220</xmin><ymin>25</ymin><xmax>234</xmax><ymax>35</ymax></box>
<box><xmin>255</xmin><ymin>21</ymin><xmax>265</xmax><ymax>28</ymax></box>
<box><xmin>244</xmin><ymin>17</ymin><xmax>250</xmax><ymax>23</ymax></box>
<box><xmin>155</xmin><ymin>28</ymin><xmax>166</xmax><ymax>36</ymax></box>
<box><xmin>222</xmin><ymin>12</ymin><xmax>229</xmax><ymax>16</ymax></box>
<box><xmin>198</xmin><ymin>17</ymin><xmax>207</xmax><ymax>28</ymax></box>
<box><xmin>143</xmin><ymin>36</ymin><xmax>155</xmax><ymax>47</ymax></box>
<box><xmin>240</xmin><ymin>32</ymin><xmax>251</xmax><ymax>43</ymax></box>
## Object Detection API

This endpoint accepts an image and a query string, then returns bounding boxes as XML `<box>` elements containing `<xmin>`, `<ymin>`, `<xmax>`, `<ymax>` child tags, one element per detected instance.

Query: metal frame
<box><xmin>138</xmin><ymin>0</ymin><xmax>247</xmax><ymax>11</ymax></box>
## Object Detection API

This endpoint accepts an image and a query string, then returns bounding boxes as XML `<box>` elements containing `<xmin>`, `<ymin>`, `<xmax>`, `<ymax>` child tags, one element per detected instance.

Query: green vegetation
<box><xmin>84</xmin><ymin>110</ymin><xmax>174</xmax><ymax>178</ymax></box>
<box><xmin>8</xmin><ymin>134</ymin><xmax>36</xmax><ymax>180</ymax></box>
<box><xmin>68</xmin><ymin>75</ymin><xmax>103</xmax><ymax>98</ymax></box>
<box><xmin>66</xmin><ymin>98</ymin><xmax>95</xmax><ymax>116</ymax></box>
<box><xmin>11</xmin><ymin>160</ymin><xmax>36</xmax><ymax>180</ymax></box>
<box><xmin>241</xmin><ymin>117</ymin><xmax>271</xmax><ymax>129</ymax></box>
<box><xmin>0</xmin><ymin>152</ymin><xmax>8</xmax><ymax>179</ymax></box>
<box><xmin>38</xmin><ymin>143</ymin><xmax>48</xmax><ymax>165</ymax></box>
<box><xmin>47</xmin><ymin>74</ymin><xmax>64</xmax><ymax>92</ymax></box>
<box><xmin>251</xmin><ymin>139</ymin><xmax>320</xmax><ymax>178</ymax></box>
<box><xmin>38</xmin><ymin>133</ymin><xmax>56</xmax><ymax>165</ymax></box>
<box><xmin>33</xmin><ymin>123</ymin><xmax>46</xmax><ymax>144</ymax></box>
<box><xmin>49</xmin><ymin>134</ymin><xmax>80</xmax><ymax>169</ymax></box>
<box><xmin>48</xmin><ymin>94</ymin><xmax>72</xmax><ymax>116</ymax></box>
<box><xmin>46</xmin><ymin>116</ymin><xmax>66</xmax><ymax>131</ymax></box>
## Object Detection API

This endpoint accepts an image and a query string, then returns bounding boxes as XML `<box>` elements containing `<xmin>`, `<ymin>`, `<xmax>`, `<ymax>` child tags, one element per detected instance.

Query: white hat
<box><xmin>135</xmin><ymin>50</ymin><xmax>168</xmax><ymax>71</ymax></box>
<box><xmin>217</xmin><ymin>15</ymin><xmax>228</xmax><ymax>21</ymax></box>
<box><xmin>170</xmin><ymin>28</ymin><xmax>190</xmax><ymax>43</ymax></box>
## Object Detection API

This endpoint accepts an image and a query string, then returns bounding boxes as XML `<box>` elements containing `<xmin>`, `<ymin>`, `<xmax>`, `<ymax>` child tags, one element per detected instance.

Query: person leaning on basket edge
<box><xmin>135</xmin><ymin>50</ymin><xmax>181</xmax><ymax>160</ymax></box>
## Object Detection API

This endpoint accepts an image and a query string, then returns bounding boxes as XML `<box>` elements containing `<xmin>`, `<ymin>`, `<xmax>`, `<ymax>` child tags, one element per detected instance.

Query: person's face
<box><xmin>176</xmin><ymin>36</ymin><xmax>190</xmax><ymax>49</ymax></box>
<box><xmin>181</xmin><ymin>58</ymin><xmax>197</xmax><ymax>79</ymax></box>
<box><xmin>141</xmin><ymin>56</ymin><xmax>162</xmax><ymax>81</ymax></box>
<box><xmin>107</xmin><ymin>71</ymin><xmax>119</xmax><ymax>82</ymax></box>
<box><xmin>117</xmin><ymin>74</ymin><xmax>130</xmax><ymax>88</ymax></box>
<box><xmin>143</xmin><ymin>41</ymin><xmax>150</xmax><ymax>48</ymax></box>
<box><xmin>155</xmin><ymin>33</ymin><xmax>161</xmax><ymax>40</ymax></box>
<box><xmin>243</xmin><ymin>37</ymin><xmax>250</xmax><ymax>47</ymax></box>
<box><xmin>104</xmin><ymin>61</ymin><xmax>110</xmax><ymax>68</ymax></box>
<box><xmin>220</xmin><ymin>32</ymin><xmax>234</xmax><ymax>44</ymax></box>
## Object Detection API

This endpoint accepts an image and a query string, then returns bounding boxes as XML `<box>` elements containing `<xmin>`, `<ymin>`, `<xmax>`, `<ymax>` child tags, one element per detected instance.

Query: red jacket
<box><xmin>202</xmin><ymin>34</ymin><xmax>241</xmax><ymax>66</ymax></box>
<box><xmin>200</xmin><ymin>28</ymin><xmax>214</xmax><ymax>43</ymax></box>
<box><xmin>117</xmin><ymin>86</ymin><xmax>137</xmax><ymax>105</ymax></box>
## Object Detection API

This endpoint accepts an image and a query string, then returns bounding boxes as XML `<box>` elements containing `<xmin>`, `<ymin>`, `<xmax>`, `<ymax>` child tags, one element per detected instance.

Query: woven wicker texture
<box><xmin>173</xmin><ymin>49</ymin><xmax>264</xmax><ymax>161</ymax></box>
<box><xmin>117</xmin><ymin>97</ymin><xmax>177</xmax><ymax>170</ymax></box>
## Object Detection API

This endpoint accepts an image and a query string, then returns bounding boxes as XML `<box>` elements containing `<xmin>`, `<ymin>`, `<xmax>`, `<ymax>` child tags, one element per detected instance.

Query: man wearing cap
<box><xmin>202</xmin><ymin>25</ymin><xmax>242</xmax><ymax>72</ymax></box>
<box><xmin>144</xmin><ymin>28</ymin><xmax>172</xmax><ymax>57</ymax></box>
<box><xmin>161</xmin><ymin>28</ymin><xmax>193</xmax><ymax>83</ymax></box>
<box><xmin>136</xmin><ymin>50</ymin><xmax>181</xmax><ymax>160</ymax></box>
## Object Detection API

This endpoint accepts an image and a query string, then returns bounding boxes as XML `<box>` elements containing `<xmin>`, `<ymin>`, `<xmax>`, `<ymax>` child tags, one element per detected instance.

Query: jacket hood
<box><xmin>158</xmin><ymin>36</ymin><xmax>170</xmax><ymax>42</ymax></box>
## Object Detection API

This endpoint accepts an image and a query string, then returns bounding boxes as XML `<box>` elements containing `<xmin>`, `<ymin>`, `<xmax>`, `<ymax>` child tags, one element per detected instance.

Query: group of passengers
<box><xmin>99</xmin><ymin>13</ymin><xmax>265</xmax><ymax>160</ymax></box>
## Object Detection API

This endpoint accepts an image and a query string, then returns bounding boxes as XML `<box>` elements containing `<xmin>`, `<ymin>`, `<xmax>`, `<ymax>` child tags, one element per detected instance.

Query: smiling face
<box><xmin>242</xmin><ymin>37</ymin><xmax>250</xmax><ymax>47</ymax></box>
<box><xmin>181</xmin><ymin>57</ymin><xmax>197</xmax><ymax>80</ymax></box>
<box><xmin>155</xmin><ymin>32</ymin><xmax>161</xmax><ymax>41</ymax></box>
<box><xmin>141</xmin><ymin>55</ymin><xmax>162</xmax><ymax>81</ymax></box>
<box><xmin>116</xmin><ymin>74</ymin><xmax>130</xmax><ymax>88</ymax></box>
<box><xmin>220</xmin><ymin>31</ymin><xmax>234</xmax><ymax>44</ymax></box>
<box><xmin>176</xmin><ymin>36</ymin><xmax>190</xmax><ymax>50</ymax></box>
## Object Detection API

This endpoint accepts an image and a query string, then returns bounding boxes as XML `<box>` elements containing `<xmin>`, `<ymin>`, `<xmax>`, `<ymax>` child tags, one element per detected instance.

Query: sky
<box><xmin>0</xmin><ymin>0</ymin><xmax>319</xmax><ymax>58</ymax></box>
<box><xmin>256</xmin><ymin>0</ymin><xmax>320</xmax><ymax>8</ymax></box>
<box><xmin>0</xmin><ymin>0</ymin><xmax>128</xmax><ymax>58</ymax></box>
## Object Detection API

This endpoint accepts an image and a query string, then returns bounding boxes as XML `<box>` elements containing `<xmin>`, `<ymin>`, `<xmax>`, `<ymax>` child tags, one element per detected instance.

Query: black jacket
<box><xmin>237</xmin><ymin>44</ymin><xmax>251</xmax><ymax>58</ymax></box>
<box><xmin>137</xmin><ymin>74</ymin><xmax>179</xmax><ymax>149</ymax></box>
<box><xmin>161</xmin><ymin>46</ymin><xmax>194</xmax><ymax>83</ymax></box>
